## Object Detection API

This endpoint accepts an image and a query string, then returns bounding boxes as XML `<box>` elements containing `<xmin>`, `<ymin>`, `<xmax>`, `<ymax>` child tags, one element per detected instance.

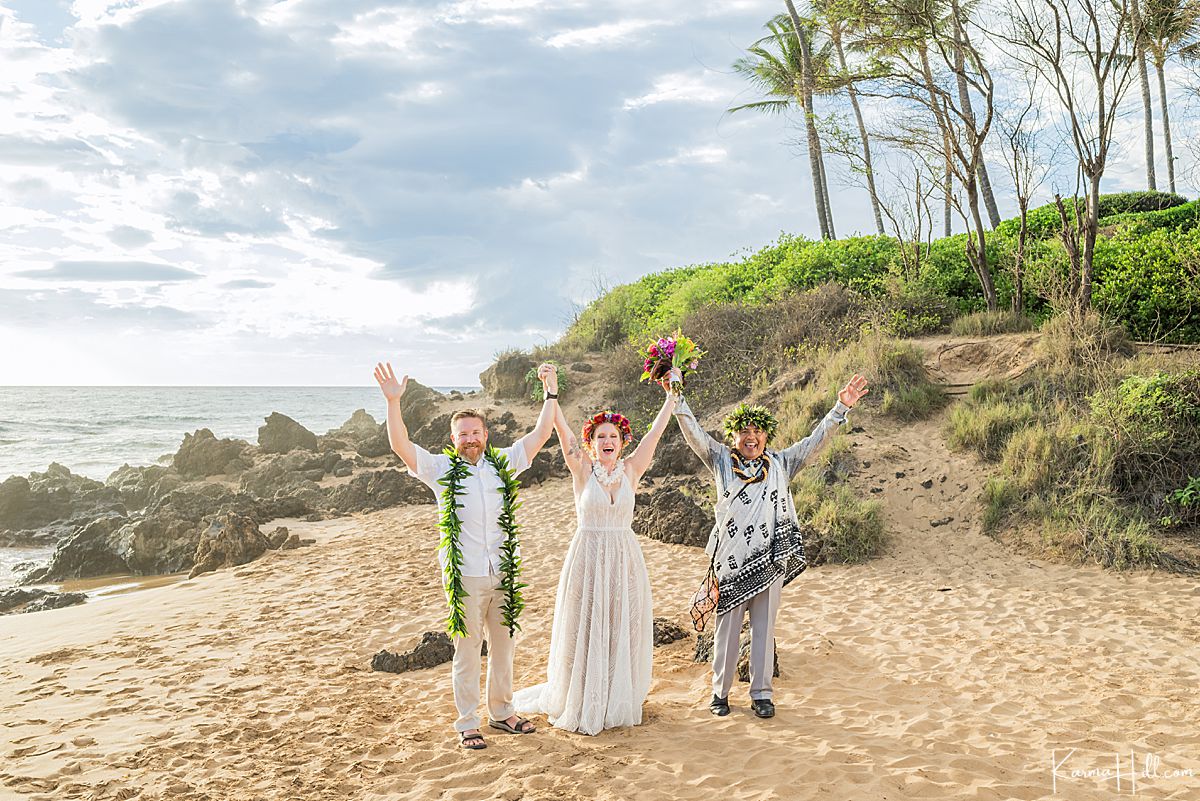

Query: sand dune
<box><xmin>2</xmin><ymin>411</ymin><xmax>1199</xmax><ymax>801</ymax></box>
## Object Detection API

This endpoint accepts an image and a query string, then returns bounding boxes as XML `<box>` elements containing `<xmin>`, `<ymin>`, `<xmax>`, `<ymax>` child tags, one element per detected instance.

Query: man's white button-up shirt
<box><xmin>412</xmin><ymin>437</ymin><xmax>533</xmax><ymax>577</ymax></box>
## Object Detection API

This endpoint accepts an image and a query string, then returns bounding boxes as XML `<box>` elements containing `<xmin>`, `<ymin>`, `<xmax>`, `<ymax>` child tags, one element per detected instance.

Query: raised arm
<box><xmin>552</xmin><ymin>401</ymin><xmax>589</xmax><ymax>480</ymax></box>
<box><xmin>673</xmin><ymin>395</ymin><xmax>724</xmax><ymax>472</ymax></box>
<box><xmin>519</xmin><ymin>363</ymin><xmax>560</xmax><ymax>465</ymax></box>
<box><xmin>626</xmin><ymin>388</ymin><xmax>678</xmax><ymax>481</ymax></box>
<box><xmin>779</xmin><ymin>374</ymin><xmax>869</xmax><ymax>478</ymax></box>
<box><xmin>373</xmin><ymin>362</ymin><xmax>419</xmax><ymax>473</ymax></box>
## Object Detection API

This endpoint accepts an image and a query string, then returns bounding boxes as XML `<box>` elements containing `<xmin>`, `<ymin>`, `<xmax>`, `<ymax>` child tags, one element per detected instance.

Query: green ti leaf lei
<box><xmin>437</xmin><ymin>446</ymin><xmax>526</xmax><ymax>639</ymax></box>
<box><xmin>484</xmin><ymin>447</ymin><xmax>526</xmax><ymax>637</ymax></box>
<box><xmin>438</xmin><ymin>447</ymin><xmax>471</xmax><ymax>638</ymax></box>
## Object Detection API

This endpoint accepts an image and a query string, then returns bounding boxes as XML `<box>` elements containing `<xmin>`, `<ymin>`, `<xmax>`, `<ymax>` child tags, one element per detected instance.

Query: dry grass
<box><xmin>950</xmin><ymin>310</ymin><xmax>1036</xmax><ymax>336</ymax></box>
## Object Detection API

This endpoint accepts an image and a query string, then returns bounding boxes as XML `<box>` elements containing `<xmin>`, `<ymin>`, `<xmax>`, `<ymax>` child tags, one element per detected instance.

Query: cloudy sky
<box><xmin>0</xmin><ymin>0</ymin><xmax>1192</xmax><ymax>387</ymax></box>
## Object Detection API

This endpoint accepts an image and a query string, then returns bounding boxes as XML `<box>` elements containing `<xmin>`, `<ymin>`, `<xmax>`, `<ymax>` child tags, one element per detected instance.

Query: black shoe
<box><xmin>751</xmin><ymin>699</ymin><xmax>775</xmax><ymax>719</ymax></box>
<box><xmin>709</xmin><ymin>694</ymin><xmax>730</xmax><ymax>716</ymax></box>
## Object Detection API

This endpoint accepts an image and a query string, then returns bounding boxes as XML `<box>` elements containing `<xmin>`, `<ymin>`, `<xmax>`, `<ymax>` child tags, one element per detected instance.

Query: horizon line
<box><xmin>0</xmin><ymin>384</ymin><xmax>484</xmax><ymax>390</ymax></box>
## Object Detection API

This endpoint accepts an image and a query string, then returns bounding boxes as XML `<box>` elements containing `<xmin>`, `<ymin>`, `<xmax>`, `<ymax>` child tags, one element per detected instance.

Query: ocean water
<box><xmin>0</xmin><ymin>385</ymin><xmax>474</xmax><ymax>592</ymax></box>
<box><xmin>0</xmin><ymin>544</ymin><xmax>55</xmax><ymax>589</ymax></box>
<box><xmin>0</xmin><ymin>385</ymin><xmax>476</xmax><ymax>482</ymax></box>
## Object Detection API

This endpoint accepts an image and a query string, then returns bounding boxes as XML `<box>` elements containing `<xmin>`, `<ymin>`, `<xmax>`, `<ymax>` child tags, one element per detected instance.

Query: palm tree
<box><xmin>1131</xmin><ymin>0</ymin><xmax>1160</xmax><ymax>190</ymax></box>
<box><xmin>1142</xmin><ymin>0</ymin><xmax>1200</xmax><ymax>193</ymax></box>
<box><xmin>731</xmin><ymin>14</ymin><xmax>838</xmax><ymax>239</ymax></box>
<box><xmin>784</xmin><ymin>0</ymin><xmax>836</xmax><ymax>238</ymax></box>
<box><xmin>812</xmin><ymin>0</ymin><xmax>887</xmax><ymax>234</ymax></box>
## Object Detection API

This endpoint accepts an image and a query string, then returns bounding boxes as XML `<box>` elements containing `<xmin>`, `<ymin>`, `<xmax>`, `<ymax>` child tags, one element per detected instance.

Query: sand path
<box><xmin>2</xmin><ymin>412</ymin><xmax>1198</xmax><ymax>800</ymax></box>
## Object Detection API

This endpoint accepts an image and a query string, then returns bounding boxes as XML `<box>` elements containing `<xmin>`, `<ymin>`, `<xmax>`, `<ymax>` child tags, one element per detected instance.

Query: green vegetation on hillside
<box><xmin>561</xmin><ymin>191</ymin><xmax>1199</xmax><ymax>351</ymax></box>
<box><xmin>948</xmin><ymin>312</ymin><xmax>1199</xmax><ymax>572</ymax></box>
<box><xmin>525</xmin><ymin>192</ymin><xmax>1200</xmax><ymax>573</ymax></box>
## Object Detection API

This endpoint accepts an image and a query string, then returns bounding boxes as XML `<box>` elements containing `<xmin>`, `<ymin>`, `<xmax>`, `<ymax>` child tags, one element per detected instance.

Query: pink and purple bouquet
<box><xmin>640</xmin><ymin>330</ymin><xmax>704</xmax><ymax>393</ymax></box>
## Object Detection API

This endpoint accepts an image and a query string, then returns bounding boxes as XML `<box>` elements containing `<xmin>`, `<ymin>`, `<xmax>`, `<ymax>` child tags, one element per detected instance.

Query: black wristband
<box><xmin>545</xmin><ymin>392</ymin><xmax>559</xmax><ymax>400</ymax></box>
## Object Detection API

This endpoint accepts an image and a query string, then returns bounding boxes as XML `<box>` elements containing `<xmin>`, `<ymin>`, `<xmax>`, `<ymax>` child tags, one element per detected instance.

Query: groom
<box><xmin>673</xmin><ymin>373</ymin><xmax>869</xmax><ymax>719</ymax></box>
<box><xmin>373</xmin><ymin>361</ymin><xmax>560</xmax><ymax>750</ymax></box>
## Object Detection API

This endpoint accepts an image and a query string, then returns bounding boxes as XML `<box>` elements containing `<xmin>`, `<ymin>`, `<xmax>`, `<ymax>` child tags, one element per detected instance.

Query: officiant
<box><xmin>672</xmin><ymin>373</ymin><xmax>869</xmax><ymax>719</ymax></box>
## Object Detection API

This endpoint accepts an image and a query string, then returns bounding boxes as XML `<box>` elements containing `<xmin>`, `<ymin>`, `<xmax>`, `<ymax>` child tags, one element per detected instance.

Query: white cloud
<box><xmin>655</xmin><ymin>145</ymin><xmax>728</xmax><ymax>166</ymax></box>
<box><xmin>543</xmin><ymin>19</ymin><xmax>665</xmax><ymax>49</ymax></box>
<box><xmin>331</xmin><ymin>7</ymin><xmax>430</xmax><ymax>55</ymax></box>
<box><xmin>390</xmin><ymin>81</ymin><xmax>446</xmax><ymax>104</ymax></box>
<box><xmin>497</xmin><ymin>163</ymin><xmax>590</xmax><ymax>206</ymax></box>
<box><xmin>439</xmin><ymin>0</ymin><xmax>559</xmax><ymax>27</ymax></box>
<box><xmin>69</xmin><ymin>0</ymin><xmax>175</xmax><ymax>28</ymax></box>
<box><xmin>623</xmin><ymin>71</ymin><xmax>730</xmax><ymax>110</ymax></box>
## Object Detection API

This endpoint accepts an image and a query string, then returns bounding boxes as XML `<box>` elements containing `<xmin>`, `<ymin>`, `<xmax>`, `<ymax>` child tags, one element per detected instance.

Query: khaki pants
<box><xmin>711</xmin><ymin>574</ymin><xmax>784</xmax><ymax>701</ymax></box>
<box><xmin>452</xmin><ymin>574</ymin><xmax>516</xmax><ymax>732</ymax></box>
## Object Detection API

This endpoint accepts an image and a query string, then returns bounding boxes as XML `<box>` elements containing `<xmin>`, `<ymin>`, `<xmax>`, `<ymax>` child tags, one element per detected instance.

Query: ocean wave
<box><xmin>0</xmin><ymin>386</ymin><xmax>384</xmax><ymax>480</ymax></box>
<box><xmin>110</xmin><ymin>414</ymin><xmax>218</xmax><ymax>423</ymax></box>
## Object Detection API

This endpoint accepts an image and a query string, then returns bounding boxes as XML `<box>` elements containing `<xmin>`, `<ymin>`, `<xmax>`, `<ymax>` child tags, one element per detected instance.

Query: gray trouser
<box><xmin>711</xmin><ymin>574</ymin><xmax>784</xmax><ymax>701</ymax></box>
<box><xmin>452</xmin><ymin>574</ymin><xmax>516</xmax><ymax>732</ymax></box>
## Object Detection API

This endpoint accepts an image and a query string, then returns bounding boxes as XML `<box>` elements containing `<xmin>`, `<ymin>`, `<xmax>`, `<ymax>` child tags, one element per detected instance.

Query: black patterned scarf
<box><xmin>730</xmin><ymin>450</ymin><xmax>770</xmax><ymax>485</ymax></box>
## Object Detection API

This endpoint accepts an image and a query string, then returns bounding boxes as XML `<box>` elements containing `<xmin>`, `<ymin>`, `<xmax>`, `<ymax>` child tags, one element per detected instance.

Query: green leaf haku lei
<box><xmin>723</xmin><ymin>403</ymin><xmax>779</xmax><ymax>441</ymax></box>
<box><xmin>437</xmin><ymin>446</ymin><xmax>526</xmax><ymax>639</ymax></box>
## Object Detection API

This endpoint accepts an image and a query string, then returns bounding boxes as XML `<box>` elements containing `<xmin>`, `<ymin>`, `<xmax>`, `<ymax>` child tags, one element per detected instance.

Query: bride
<box><xmin>514</xmin><ymin>377</ymin><xmax>677</xmax><ymax>735</ymax></box>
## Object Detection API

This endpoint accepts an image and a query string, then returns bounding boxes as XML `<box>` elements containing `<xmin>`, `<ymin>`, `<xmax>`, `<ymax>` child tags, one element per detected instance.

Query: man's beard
<box><xmin>457</xmin><ymin>442</ymin><xmax>483</xmax><ymax>461</ymax></box>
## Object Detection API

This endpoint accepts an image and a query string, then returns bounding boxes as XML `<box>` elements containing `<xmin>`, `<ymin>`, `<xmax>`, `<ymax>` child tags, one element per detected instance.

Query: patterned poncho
<box><xmin>674</xmin><ymin>396</ymin><xmax>849</xmax><ymax>614</ymax></box>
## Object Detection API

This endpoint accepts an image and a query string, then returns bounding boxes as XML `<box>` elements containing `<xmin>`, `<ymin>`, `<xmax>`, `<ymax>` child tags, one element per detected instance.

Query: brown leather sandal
<box><xmin>460</xmin><ymin>731</ymin><xmax>487</xmax><ymax>750</ymax></box>
<box><xmin>488</xmin><ymin>716</ymin><xmax>536</xmax><ymax>734</ymax></box>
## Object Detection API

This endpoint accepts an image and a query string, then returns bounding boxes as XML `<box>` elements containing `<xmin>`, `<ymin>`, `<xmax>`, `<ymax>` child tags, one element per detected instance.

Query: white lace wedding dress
<box><xmin>513</xmin><ymin>463</ymin><xmax>654</xmax><ymax>735</ymax></box>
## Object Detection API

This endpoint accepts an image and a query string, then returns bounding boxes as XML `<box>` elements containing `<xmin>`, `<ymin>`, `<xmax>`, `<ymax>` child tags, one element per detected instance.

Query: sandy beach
<box><xmin>3</xmin><ymin>406</ymin><xmax>1199</xmax><ymax>801</ymax></box>
<box><xmin>6</xmin><ymin>1</ymin><xmax>1200</xmax><ymax>797</ymax></box>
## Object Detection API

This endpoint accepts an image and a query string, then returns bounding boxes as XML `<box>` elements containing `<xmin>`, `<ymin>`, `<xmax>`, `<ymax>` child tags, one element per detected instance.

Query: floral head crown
<box><xmin>581</xmin><ymin>410</ymin><xmax>634</xmax><ymax>446</ymax></box>
<box><xmin>723</xmin><ymin>403</ymin><xmax>779</xmax><ymax>441</ymax></box>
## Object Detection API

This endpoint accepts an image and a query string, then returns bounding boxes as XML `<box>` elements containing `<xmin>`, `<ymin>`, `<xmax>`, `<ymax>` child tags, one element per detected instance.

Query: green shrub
<box><xmin>763</xmin><ymin>234</ymin><xmax>897</xmax><ymax>297</ymax></box>
<box><xmin>997</xmin><ymin>192</ymin><xmax>1188</xmax><ymax>239</ymax></box>
<box><xmin>561</xmin><ymin>198</ymin><xmax>1198</xmax><ymax>355</ymax></box>
<box><xmin>1163</xmin><ymin>476</ymin><xmax>1200</xmax><ymax>526</ymax></box>
<box><xmin>917</xmin><ymin>234</ymin><xmax>988</xmax><ymax>309</ymax></box>
<box><xmin>996</xmin><ymin>200</ymin><xmax>1082</xmax><ymax>239</ymax></box>
<box><xmin>1097</xmin><ymin>190</ymin><xmax>1189</xmax><ymax>217</ymax></box>
<box><xmin>1169</xmin><ymin>476</ymin><xmax>1200</xmax><ymax>509</ymax></box>
<box><xmin>868</xmin><ymin>281</ymin><xmax>956</xmax><ymax>337</ymax></box>
<box><xmin>1104</xmin><ymin>200</ymin><xmax>1200</xmax><ymax>235</ymax></box>
<box><xmin>565</xmin><ymin>267</ymin><xmax>702</xmax><ymax>349</ymax></box>
<box><xmin>649</xmin><ymin>261</ymin><xmax>775</xmax><ymax>332</ymax></box>
<box><xmin>1089</xmin><ymin>369</ymin><xmax>1200</xmax><ymax>504</ymax></box>
<box><xmin>1092</xmin><ymin>229</ymin><xmax>1200</xmax><ymax>342</ymax></box>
